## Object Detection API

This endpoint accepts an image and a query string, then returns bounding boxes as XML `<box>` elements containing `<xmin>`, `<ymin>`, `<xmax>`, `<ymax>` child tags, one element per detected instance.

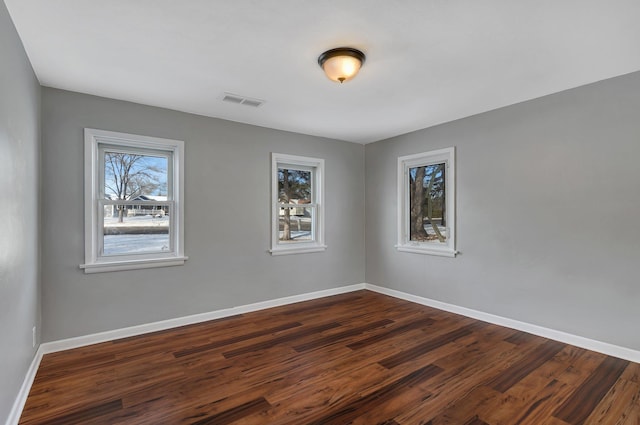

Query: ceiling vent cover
<box><xmin>222</xmin><ymin>93</ymin><xmax>264</xmax><ymax>108</ymax></box>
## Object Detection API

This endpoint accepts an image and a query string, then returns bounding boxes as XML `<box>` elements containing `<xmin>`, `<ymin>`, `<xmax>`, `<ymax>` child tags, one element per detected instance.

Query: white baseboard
<box><xmin>39</xmin><ymin>283</ymin><xmax>366</xmax><ymax>355</ymax></box>
<box><xmin>5</xmin><ymin>346</ymin><xmax>44</xmax><ymax>425</ymax></box>
<box><xmin>365</xmin><ymin>283</ymin><xmax>640</xmax><ymax>363</ymax></box>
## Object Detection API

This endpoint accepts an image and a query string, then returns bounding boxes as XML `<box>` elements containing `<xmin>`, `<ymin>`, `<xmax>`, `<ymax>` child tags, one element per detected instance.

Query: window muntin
<box><xmin>82</xmin><ymin>129</ymin><xmax>186</xmax><ymax>273</ymax></box>
<box><xmin>397</xmin><ymin>147</ymin><xmax>456</xmax><ymax>257</ymax></box>
<box><xmin>271</xmin><ymin>153</ymin><xmax>325</xmax><ymax>255</ymax></box>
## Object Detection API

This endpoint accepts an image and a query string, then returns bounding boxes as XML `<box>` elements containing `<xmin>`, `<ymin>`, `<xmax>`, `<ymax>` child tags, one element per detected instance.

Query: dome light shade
<box><xmin>318</xmin><ymin>47</ymin><xmax>366</xmax><ymax>83</ymax></box>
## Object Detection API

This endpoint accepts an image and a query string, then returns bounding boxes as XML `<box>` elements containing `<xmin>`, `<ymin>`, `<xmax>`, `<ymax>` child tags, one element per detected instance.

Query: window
<box><xmin>271</xmin><ymin>153</ymin><xmax>326</xmax><ymax>255</ymax></box>
<box><xmin>81</xmin><ymin>128</ymin><xmax>187</xmax><ymax>273</ymax></box>
<box><xmin>397</xmin><ymin>147</ymin><xmax>456</xmax><ymax>257</ymax></box>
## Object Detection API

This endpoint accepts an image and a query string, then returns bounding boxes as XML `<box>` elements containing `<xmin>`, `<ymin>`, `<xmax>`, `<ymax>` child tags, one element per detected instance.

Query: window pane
<box><xmin>278</xmin><ymin>168</ymin><xmax>311</xmax><ymax>203</ymax></box>
<box><xmin>104</xmin><ymin>151</ymin><xmax>169</xmax><ymax>201</ymax></box>
<box><xmin>103</xmin><ymin>204</ymin><xmax>170</xmax><ymax>255</ymax></box>
<box><xmin>408</xmin><ymin>163</ymin><xmax>447</xmax><ymax>243</ymax></box>
<box><xmin>278</xmin><ymin>207</ymin><xmax>313</xmax><ymax>242</ymax></box>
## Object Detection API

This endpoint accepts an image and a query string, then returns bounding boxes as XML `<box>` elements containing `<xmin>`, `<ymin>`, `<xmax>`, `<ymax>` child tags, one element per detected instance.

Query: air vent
<box><xmin>241</xmin><ymin>99</ymin><xmax>263</xmax><ymax>108</ymax></box>
<box><xmin>222</xmin><ymin>94</ymin><xmax>243</xmax><ymax>104</ymax></box>
<box><xmin>222</xmin><ymin>93</ymin><xmax>265</xmax><ymax>108</ymax></box>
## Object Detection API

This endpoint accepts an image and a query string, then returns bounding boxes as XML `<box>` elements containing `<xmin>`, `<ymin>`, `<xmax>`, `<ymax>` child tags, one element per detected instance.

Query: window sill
<box><xmin>269</xmin><ymin>245</ymin><xmax>327</xmax><ymax>256</ymax></box>
<box><xmin>80</xmin><ymin>256</ymin><xmax>188</xmax><ymax>274</ymax></box>
<box><xmin>395</xmin><ymin>245</ymin><xmax>457</xmax><ymax>257</ymax></box>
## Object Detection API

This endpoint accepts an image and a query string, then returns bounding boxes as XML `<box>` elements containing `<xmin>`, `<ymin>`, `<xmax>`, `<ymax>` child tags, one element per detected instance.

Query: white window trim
<box><xmin>396</xmin><ymin>147</ymin><xmax>457</xmax><ymax>257</ymax></box>
<box><xmin>81</xmin><ymin>128</ymin><xmax>187</xmax><ymax>273</ymax></box>
<box><xmin>270</xmin><ymin>153</ymin><xmax>326</xmax><ymax>256</ymax></box>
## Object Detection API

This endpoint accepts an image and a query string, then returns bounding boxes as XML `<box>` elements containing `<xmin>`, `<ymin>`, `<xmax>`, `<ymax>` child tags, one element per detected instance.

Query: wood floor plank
<box><xmin>507</xmin><ymin>359</ymin><xmax>576</xmax><ymax>418</ymax></box>
<box><xmin>464</xmin><ymin>417</ymin><xmax>491</xmax><ymax>425</ymax></box>
<box><xmin>489</xmin><ymin>339</ymin><xmax>566</xmax><ymax>392</ymax></box>
<box><xmin>305</xmin><ymin>364</ymin><xmax>443</xmax><ymax>425</ymax></box>
<box><xmin>378</xmin><ymin>322</ymin><xmax>486</xmax><ymax>369</ymax></box>
<box><xmin>348</xmin><ymin>363</ymin><xmax>466</xmax><ymax>424</ymax></box>
<box><xmin>554</xmin><ymin>348</ymin><xmax>607</xmax><ymax>387</ymax></box>
<box><xmin>394</xmin><ymin>340</ymin><xmax>526</xmax><ymax>423</ymax></box>
<box><xmin>189</xmin><ymin>397</ymin><xmax>271</xmax><ymax>425</ymax></box>
<box><xmin>486</xmin><ymin>378</ymin><xmax>576</xmax><ymax>425</ymax></box>
<box><xmin>420</xmin><ymin>385</ymin><xmax>497</xmax><ymax>425</ymax></box>
<box><xmin>619</xmin><ymin>403</ymin><xmax>640</xmax><ymax>425</ymax></box>
<box><xmin>237</xmin><ymin>363</ymin><xmax>392</xmax><ymax>425</ymax></box>
<box><xmin>541</xmin><ymin>417</ymin><xmax>572</xmax><ymax>425</ymax></box>
<box><xmin>221</xmin><ymin>321</ymin><xmax>341</xmax><ymax>358</ymax></box>
<box><xmin>620</xmin><ymin>362</ymin><xmax>640</xmax><ymax>384</ymax></box>
<box><xmin>582</xmin><ymin>378</ymin><xmax>640</xmax><ymax>424</ymax></box>
<box><xmin>173</xmin><ymin>321</ymin><xmax>302</xmax><ymax>357</ymax></box>
<box><xmin>505</xmin><ymin>331</ymin><xmax>541</xmax><ymax>346</ymax></box>
<box><xmin>553</xmin><ymin>355</ymin><xmax>630</xmax><ymax>425</ymax></box>
<box><xmin>346</xmin><ymin>316</ymin><xmax>435</xmax><ymax>350</ymax></box>
<box><xmin>22</xmin><ymin>399</ymin><xmax>122</xmax><ymax>425</ymax></box>
<box><xmin>18</xmin><ymin>291</ymin><xmax>639</xmax><ymax>425</ymax></box>
<box><xmin>293</xmin><ymin>318</ymin><xmax>394</xmax><ymax>352</ymax></box>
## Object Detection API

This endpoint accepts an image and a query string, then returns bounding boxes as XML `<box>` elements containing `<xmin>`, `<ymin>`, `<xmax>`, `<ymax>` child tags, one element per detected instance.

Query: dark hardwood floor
<box><xmin>20</xmin><ymin>291</ymin><xmax>640</xmax><ymax>424</ymax></box>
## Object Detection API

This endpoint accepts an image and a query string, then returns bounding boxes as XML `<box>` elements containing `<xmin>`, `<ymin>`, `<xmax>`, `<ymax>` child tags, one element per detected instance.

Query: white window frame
<box><xmin>270</xmin><ymin>153</ymin><xmax>326</xmax><ymax>256</ymax></box>
<box><xmin>397</xmin><ymin>147</ymin><xmax>457</xmax><ymax>257</ymax></box>
<box><xmin>81</xmin><ymin>128</ymin><xmax>187</xmax><ymax>273</ymax></box>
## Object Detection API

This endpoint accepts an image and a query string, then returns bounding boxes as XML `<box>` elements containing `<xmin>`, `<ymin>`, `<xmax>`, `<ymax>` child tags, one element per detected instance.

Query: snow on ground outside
<box><xmin>104</xmin><ymin>215</ymin><xmax>169</xmax><ymax>227</ymax></box>
<box><xmin>103</xmin><ymin>215</ymin><xmax>169</xmax><ymax>255</ymax></box>
<box><xmin>103</xmin><ymin>216</ymin><xmax>313</xmax><ymax>254</ymax></box>
<box><xmin>104</xmin><ymin>234</ymin><xmax>170</xmax><ymax>255</ymax></box>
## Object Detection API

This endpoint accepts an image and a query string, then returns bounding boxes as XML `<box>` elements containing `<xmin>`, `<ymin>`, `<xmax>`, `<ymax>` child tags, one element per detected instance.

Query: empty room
<box><xmin>2</xmin><ymin>1</ymin><xmax>640</xmax><ymax>424</ymax></box>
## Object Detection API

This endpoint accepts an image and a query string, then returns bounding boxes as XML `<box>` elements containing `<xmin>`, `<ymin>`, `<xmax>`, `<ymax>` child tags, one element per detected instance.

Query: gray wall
<box><xmin>366</xmin><ymin>71</ymin><xmax>640</xmax><ymax>351</ymax></box>
<box><xmin>40</xmin><ymin>88</ymin><xmax>365</xmax><ymax>342</ymax></box>
<box><xmin>0</xmin><ymin>0</ymin><xmax>41</xmax><ymax>422</ymax></box>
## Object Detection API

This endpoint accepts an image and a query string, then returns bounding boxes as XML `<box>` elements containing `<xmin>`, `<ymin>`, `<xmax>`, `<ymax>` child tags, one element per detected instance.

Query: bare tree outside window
<box><xmin>409</xmin><ymin>163</ymin><xmax>446</xmax><ymax>242</ymax></box>
<box><xmin>104</xmin><ymin>152</ymin><xmax>167</xmax><ymax>222</ymax></box>
<box><xmin>278</xmin><ymin>168</ymin><xmax>311</xmax><ymax>241</ymax></box>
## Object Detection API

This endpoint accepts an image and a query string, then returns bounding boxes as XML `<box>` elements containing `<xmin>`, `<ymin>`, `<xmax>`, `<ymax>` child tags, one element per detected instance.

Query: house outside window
<box><xmin>82</xmin><ymin>128</ymin><xmax>187</xmax><ymax>273</ymax></box>
<box><xmin>397</xmin><ymin>147</ymin><xmax>456</xmax><ymax>257</ymax></box>
<box><xmin>270</xmin><ymin>153</ymin><xmax>326</xmax><ymax>256</ymax></box>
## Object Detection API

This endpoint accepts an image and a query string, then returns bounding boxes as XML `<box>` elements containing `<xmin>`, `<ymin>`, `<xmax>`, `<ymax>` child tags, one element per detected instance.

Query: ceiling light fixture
<box><xmin>318</xmin><ymin>47</ymin><xmax>366</xmax><ymax>83</ymax></box>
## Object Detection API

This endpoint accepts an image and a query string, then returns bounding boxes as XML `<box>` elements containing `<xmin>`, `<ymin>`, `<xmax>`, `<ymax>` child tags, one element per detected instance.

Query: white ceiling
<box><xmin>5</xmin><ymin>0</ymin><xmax>640</xmax><ymax>144</ymax></box>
